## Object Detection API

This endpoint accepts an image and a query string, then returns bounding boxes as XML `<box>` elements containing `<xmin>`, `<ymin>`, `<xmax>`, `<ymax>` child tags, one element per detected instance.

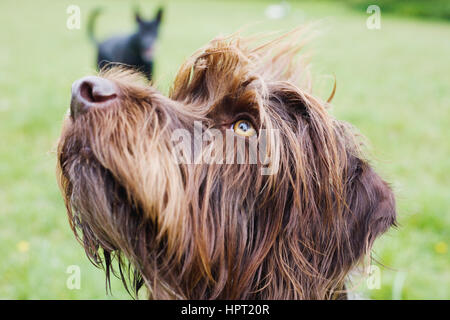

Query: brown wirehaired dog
<box><xmin>56</xmin><ymin>30</ymin><xmax>396</xmax><ymax>299</ymax></box>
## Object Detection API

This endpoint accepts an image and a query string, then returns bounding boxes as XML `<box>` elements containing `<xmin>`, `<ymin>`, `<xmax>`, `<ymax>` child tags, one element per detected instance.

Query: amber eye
<box><xmin>231</xmin><ymin>119</ymin><xmax>256</xmax><ymax>137</ymax></box>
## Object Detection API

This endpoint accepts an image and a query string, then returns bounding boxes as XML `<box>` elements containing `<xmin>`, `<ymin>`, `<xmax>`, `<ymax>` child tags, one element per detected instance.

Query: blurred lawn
<box><xmin>0</xmin><ymin>0</ymin><xmax>448</xmax><ymax>299</ymax></box>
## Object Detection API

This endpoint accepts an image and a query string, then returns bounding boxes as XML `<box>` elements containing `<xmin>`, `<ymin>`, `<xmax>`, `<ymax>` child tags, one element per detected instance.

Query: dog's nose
<box><xmin>70</xmin><ymin>76</ymin><xmax>118</xmax><ymax>119</ymax></box>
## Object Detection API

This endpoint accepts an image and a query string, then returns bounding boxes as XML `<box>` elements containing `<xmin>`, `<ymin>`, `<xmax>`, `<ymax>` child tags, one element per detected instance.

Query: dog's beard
<box><xmin>57</xmin><ymin>92</ymin><xmax>269</xmax><ymax>298</ymax></box>
<box><xmin>57</xmin><ymin>31</ymin><xmax>396</xmax><ymax>299</ymax></box>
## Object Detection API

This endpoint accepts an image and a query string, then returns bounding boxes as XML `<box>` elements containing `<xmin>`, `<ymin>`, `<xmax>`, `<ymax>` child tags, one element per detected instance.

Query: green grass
<box><xmin>0</xmin><ymin>0</ymin><xmax>448</xmax><ymax>299</ymax></box>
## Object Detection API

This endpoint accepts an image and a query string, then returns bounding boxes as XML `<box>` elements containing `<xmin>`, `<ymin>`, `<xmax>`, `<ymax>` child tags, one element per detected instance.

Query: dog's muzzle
<box><xmin>141</xmin><ymin>46</ymin><xmax>155</xmax><ymax>62</ymax></box>
<box><xmin>70</xmin><ymin>76</ymin><xmax>118</xmax><ymax>119</ymax></box>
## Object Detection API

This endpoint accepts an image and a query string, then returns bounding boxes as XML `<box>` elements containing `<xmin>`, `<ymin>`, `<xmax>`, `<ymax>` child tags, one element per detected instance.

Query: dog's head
<box><xmin>135</xmin><ymin>7</ymin><xmax>163</xmax><ymax>62</ymax></box>
<box><xmin>57</xmin><ymin>31</ymin><xmax>396</xmax><ymax>299</ymax></box>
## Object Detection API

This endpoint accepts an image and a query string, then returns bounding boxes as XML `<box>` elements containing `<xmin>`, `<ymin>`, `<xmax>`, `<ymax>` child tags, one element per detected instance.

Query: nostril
<box><xmin>79</xmin><ymin>79</ymin><xmax>117</xmax><ymax>104</ymax></box>
<box><xmin>79</xmin><ymin>81</ymin><xmax>95</xmax><ymax>103</ymax></box>
<box><xmin>92</xmin><ymin>86</ymin><xmax>117</xmax><ymax>103</ymax></box>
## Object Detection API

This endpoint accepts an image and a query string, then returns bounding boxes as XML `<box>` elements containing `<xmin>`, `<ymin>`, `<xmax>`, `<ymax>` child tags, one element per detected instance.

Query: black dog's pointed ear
<box><xmin>155</xmin><ymin>7</ymin><xmax>163</xmax><ymax>23</ymax></box>
<box><xmin>134</xmin><ymin>6</ymin><xmax>143</xmax><ymax>24</ymax></box>
<box><xmin>345</xmin><ymin>157</ymin><xmax>397</xmax><ymax>260</ymax></box>
<box><xmin>135</xmin><ymin>13</ymin><xmax>143</xmax><ymax>24</ymax></box>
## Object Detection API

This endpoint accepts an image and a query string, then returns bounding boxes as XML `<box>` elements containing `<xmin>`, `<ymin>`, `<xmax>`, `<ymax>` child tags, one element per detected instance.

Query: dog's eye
<box><xmin>231</xmin><ymin>119</ymin><xmax>256</xmax><ymax>137</ymax></box>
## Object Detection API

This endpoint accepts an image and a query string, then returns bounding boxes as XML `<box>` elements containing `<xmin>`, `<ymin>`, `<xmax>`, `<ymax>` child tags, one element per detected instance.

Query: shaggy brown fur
<box><xmin>56</xmin><ymin>30</ymin><xmax>396</xmax><ymax>299</ymax></box>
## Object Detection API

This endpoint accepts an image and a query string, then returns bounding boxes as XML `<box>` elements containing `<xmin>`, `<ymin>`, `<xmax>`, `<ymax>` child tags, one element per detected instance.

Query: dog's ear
<box><xmin>135</xmin><ymin>13</ymin><xmax>143</xmax><ymax>24</ymax></box>
<box><xmin>344</xmin><ymin>157</ymin><xmax>396</xmax><ymax>260</ymax></box>
<box><xmin>134</xmin><ymin>7</ymin><xmax>143</xmax><ymax>24</ymax></box>
<box><xmin>155</xmin><ymin>7</ymin><xmax>163</xmax><ymax>24</ymax></box>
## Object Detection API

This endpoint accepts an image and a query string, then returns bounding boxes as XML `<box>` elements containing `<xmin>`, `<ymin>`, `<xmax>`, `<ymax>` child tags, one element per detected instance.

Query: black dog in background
<box><xmin>87</xmin><ymin>7</ymin><xmax>163</xmax><ymax>80</ymax></box>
